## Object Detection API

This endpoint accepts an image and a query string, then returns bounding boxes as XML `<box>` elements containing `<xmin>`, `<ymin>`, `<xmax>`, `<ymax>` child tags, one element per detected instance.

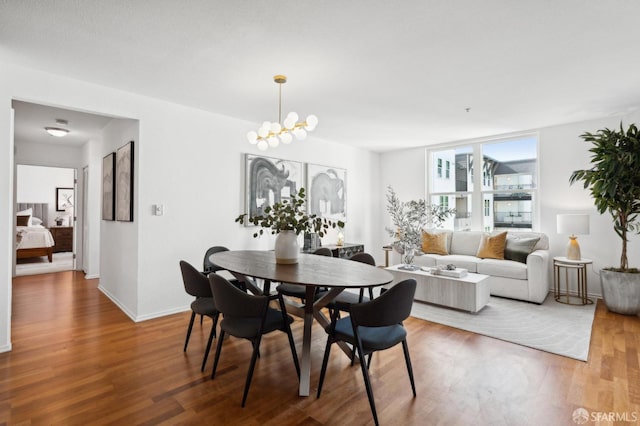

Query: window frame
<box><xmin>426</xmin><ymin>134</ymin><xmax>539</xmax><ymax>232</ymax></box>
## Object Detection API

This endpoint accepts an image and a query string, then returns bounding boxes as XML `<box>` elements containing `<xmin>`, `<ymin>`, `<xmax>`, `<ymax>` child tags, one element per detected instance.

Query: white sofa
<box><xmin>392</xmin><ymin>231</ymin><xmax>550</xmax><ymax>304</ymax></box>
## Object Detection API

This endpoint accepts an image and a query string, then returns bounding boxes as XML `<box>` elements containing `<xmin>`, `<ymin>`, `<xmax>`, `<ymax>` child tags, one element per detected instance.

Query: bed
<box><xmin>16</xmin><ymin>203</ymin><xmax>54</xmax><ymax>263</ymax></box>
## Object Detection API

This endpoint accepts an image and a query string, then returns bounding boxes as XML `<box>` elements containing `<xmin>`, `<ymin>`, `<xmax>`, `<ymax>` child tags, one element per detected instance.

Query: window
<box><xmin>428</xmin><ymin>136</ymin><xmax>537</xmax><ymax>232</ymax></box>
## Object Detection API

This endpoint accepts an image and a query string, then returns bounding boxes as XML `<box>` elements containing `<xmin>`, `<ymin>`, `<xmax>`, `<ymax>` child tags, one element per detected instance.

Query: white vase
<box><xmin>275</xmin><ymin>230</ymin><xmax>300</xmax><ymax>264</ymax></box>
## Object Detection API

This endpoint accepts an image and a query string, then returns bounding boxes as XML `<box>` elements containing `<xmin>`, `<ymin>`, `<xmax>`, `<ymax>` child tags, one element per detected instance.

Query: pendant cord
<box><xmin>278</xmin><ymin>82</ymin><xmax>282</xmax><ymax>124</ymax></box>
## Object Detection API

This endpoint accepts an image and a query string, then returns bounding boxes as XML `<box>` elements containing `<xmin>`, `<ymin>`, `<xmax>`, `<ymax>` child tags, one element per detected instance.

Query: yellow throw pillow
<box><xmin>476</xmin><ymin>231</ymin><xmax>508</xmax><ymax>259</ymax></box>
<box><xmin>422</xmin><ymin>231</ymin><xmax>448</xmax><ymax>255</ymax></box>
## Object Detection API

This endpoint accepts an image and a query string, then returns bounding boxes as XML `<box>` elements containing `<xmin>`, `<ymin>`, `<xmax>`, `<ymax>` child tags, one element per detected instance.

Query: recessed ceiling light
<box><xmin>45</xmin><ymin>119</ymin><xmax>70</xmax><ymax>137</ymax></box>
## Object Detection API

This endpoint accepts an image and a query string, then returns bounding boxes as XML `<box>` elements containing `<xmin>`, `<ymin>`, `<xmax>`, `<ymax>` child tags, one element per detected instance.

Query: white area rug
<box><xmin>15</xmin><ymin>252</ymin><xmax>74</xmax><ymax>276</ymax></box>
<box><xmin>410</xmin><ymin>294</ymin><xmax>596</xmax><ymax>361</ymax></box>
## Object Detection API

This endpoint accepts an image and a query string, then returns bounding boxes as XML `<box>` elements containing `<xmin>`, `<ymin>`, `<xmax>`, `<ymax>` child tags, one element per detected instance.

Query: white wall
<box><xmin>379</xmin><ymin>113</ymin><xmax>640</xmax><ymax>298</ymax></box>
<box><xmin>16</xmin><ymin>164</ymin><xmax>75</xmax><ymax>226</ymax></box>
<box><xmin>0</xmin><ymin>62</ymin><xmax>382</xmax><ymax>351</ymax></box>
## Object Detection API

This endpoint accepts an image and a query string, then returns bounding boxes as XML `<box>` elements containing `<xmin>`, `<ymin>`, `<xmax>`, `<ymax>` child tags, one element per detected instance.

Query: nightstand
<box><xmin>553</xmin><ymin>256</ymin><xmax>593</xmax><ymax>305</ymax></box>
<box><xmin>50</xmin><ymin>226</ymin><xmax>73</xmax><ymax>253</ymax></box>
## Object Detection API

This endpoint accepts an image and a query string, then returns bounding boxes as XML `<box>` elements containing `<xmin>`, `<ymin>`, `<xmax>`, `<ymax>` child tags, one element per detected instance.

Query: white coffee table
<box><xmin>386</xmin><ymin>264</ymin><xmax>491</xmax><ymax>313</ymax></box>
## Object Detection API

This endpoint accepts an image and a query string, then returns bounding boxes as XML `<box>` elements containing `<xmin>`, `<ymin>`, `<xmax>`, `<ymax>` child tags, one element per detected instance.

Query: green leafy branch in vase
<box><xmin>385</xmin><ymin>186</ymin><xmax>456</xmax><ymax>250</ymax></box>
<box><xmin>235</xmin><ymin>187</ymin><xmax>345</xmax><ymax>238</ymax></box>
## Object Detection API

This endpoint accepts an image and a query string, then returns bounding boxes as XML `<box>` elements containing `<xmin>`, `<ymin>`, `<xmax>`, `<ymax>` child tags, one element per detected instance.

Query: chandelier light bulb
<box><xmin>287</xmin><ymin>111</ymin><xmax>299</xmax><ymax>123</ymax></box>
<box><xmin>247</xmin><ymin>131</ymin><xmax>258</xmax><ymax>144</ymax></box>
<box><xmin>258</xmin><ymin>126</ymin><xmax>269</xmax><ymax>138</ymax></box>
<box><xmin>257</xmin><ymin>140</ymin><xmax>268</xmax><ymax>151</ymax></box>
<box><xmin>283</xmin><ymin>117</ymin><xmax>295</xmax><ymax>130</ymax></box>
<box><xmin>270</xmin><ymin>122</ymin><xmax>282</xmax><ymax>133</ymax></box>
<box><xmin>305</xmin><ymin>115</ymin><xmax>318</xmax><ymax>131</ymax></box>
<box><xmin>280</xmin><ymin>132</ymin><xmax>293</xmax><ymax>144</ymax></box>
<box><xmin>268</xmin><ymin>135</ymin><xmax>280</xmax><ymax>147</ymax></box>
<box><xmin>294</xmin><ymin>128</ymin><xmax>307</xmax><ymax>140</ymax></box>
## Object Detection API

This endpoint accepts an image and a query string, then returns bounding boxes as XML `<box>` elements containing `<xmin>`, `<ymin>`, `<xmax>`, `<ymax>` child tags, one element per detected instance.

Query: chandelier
<box><xmin>247</xmin><ymin>75</ymin><xmax>318</xmax><ymax>151</ymax></box>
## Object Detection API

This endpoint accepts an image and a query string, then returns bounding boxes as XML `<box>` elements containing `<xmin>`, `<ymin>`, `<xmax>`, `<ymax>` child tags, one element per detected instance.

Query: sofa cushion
<box><xmin>414</xmin><ymin>254</ymin><xmax>438</xmax><ymax>267</ymax></box>
<box><xmin>476</xmin><ymin>232</ymin><xmax>507</xmax><ymax>260</ymax></box>
<box><xmin>449</xmin><ymin>231</ymin><xmax>483</xmax><ymax>256</ymax></box>
<box><xmin>435</xmin><ymin>255</ymin><xmax>480</xmax><ymax>273</ymax></box>
<box><xmin>421</xmin><ymin>231</ymin><xmax>448</xmax><ymax>255</ymax></box>
<box><xmin>477</xmin><ymin>258</ymin><xmax>527</xmax><ymax>280</ymax></box>
<box><xmin>504</xmin><ymin>235</ymin><xmax>540</xmax><ymax>264</ymax></box>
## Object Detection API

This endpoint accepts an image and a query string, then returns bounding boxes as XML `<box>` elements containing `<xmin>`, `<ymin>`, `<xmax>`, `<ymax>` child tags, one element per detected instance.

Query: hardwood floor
<box><xmin>1</xmin><ymin>271</ymin><xmax>639</xmax><ymax>425</ymax></box>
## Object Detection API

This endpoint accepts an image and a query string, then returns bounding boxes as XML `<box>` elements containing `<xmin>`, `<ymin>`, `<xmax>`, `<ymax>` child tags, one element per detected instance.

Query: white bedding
<box><xmin>16</xmin><ymin>225</ymin><xmax>55</xmax><ymax>249</ymax></box>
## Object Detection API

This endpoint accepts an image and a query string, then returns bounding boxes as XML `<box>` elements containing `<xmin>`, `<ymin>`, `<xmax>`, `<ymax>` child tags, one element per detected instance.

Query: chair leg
<box><xmin>184</xmin><ymin>311</ymin><xmax>196</xmax><ymax>352</ymax></box>
<box><xmin>316</xmin><ymin>334</ymin><xmax>334</xmax><ymax>398</ymax></box>
<box><xmin>242</xmin><ymin>335</ymin><xmax>263</xmax><ymax>407</ymax></box>
<box><xmin>200</xmin><ymin>314</ymin><xmax>218</xmax><ymax>372</ymax></box>
<box><xmin>355</xmin><ymin>343</ymin><xmax>380</xmax><ymax>426</ymax></box>
<box><xmin>211</xmin><ymin>329</ymin><xmax>226</xmax><ymax>379</ymax></box>
<box><xmin>279</xmin><ymin>296</ymin><xmax>300</xmax><ymax>378</ymax></box>
<box><xmin>402</xmin><ymin>339</ymin><xmax>417</xmax><ymax>397</ymax></box>
<box><xmin>200</xmin><ymin>314</ymin><xmax>204</xmax><ymax>326</ymax></box>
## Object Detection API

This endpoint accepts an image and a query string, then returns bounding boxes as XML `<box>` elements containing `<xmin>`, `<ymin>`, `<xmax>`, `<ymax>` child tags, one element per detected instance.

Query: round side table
<box><xmin>553</xmin><ymin>256</ymin><xmax>594</xmax><ymax>305</ymax></box>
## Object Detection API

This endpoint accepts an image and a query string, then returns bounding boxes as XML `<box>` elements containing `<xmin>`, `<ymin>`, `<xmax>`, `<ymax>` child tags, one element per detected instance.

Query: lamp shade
<box><xmin>557</xmin><ymin>214</ymin><xmax>590</xmax><ymax>235</ymax></box>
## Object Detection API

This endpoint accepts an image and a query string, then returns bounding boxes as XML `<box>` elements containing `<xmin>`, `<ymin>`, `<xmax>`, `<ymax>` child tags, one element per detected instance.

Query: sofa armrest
<box><xmin>526</xmin><ymin>249</ymin><xmax>550</xmax><ymax>303</ymax></box>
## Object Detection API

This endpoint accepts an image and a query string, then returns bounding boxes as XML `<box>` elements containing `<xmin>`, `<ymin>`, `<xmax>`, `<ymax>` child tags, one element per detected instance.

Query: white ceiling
<box><xmin>2</xmin><ymin>1</ymin><xmax>640</xmax><ymax>152</ymax></box>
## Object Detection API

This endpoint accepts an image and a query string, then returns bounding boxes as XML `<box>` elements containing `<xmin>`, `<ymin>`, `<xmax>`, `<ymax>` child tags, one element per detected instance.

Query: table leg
<box><xmin>298</xmin><ymin>285</ymin><xmax>316</xmax><ymax>396</ymax></box>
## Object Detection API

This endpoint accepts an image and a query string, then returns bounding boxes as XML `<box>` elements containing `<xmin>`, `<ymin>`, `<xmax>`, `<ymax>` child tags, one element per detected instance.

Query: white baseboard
<box><xmin>0</xmin><ymin>343</ymin><xmax>12</xmax><ymax>353</ymax></box>
<box><xmin>97</xmin><ymin>285</ymin><xmax>137</xmax><ymax>322</ymax></box>
<box><xmin>84</xmin><ymin>273</ymin><xmax>99</xmax><ymax>279</ymax></box>
<box><xmin>98</xmin><ymin>285</ymin><xmax>189</xmax><ymax>322</ymax></box>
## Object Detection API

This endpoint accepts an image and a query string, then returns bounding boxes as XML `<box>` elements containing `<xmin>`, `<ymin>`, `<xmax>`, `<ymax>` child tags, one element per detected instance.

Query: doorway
<box><xmin>15</xmin><ymin>165</ymin><xmax>77</xmax><ymax>276</ymax></box>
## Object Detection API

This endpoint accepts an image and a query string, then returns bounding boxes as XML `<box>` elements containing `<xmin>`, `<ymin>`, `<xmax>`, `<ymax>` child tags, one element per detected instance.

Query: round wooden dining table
<box><xmin>210</xmin><ymin>250</ymin><xmax>394</xmax><ymax>396</ymax></box>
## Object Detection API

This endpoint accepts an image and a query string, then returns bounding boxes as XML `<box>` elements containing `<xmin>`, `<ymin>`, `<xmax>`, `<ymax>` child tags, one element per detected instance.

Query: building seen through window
<box><xmin>428</xmin><ymin>136</ymin><xmax>537</xmax><ymax>232</ymax></box>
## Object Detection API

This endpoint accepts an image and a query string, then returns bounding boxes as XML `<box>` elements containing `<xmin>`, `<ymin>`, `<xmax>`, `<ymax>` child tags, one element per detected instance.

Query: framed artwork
<box><xmin>102</xmin><ymin>152</ymin><xmax>115</xmax><ymax>221</ymax></box>
<box><xmin>306</xmin><ymin>163</ymin><xmax>347</xmax><ymax>222</ymax></box>
<box><xmin>245</xmin><ymin>154</ymin><xmax>303</xmax><ymax>220</ymax></box>
<box><xmin>56</xmin><ymin>187</ymin><xmax>74</xmax><ymax>212</ymax></box>
<box><xmin>116</xmin><ymin>141</ymin><xmax>134</xmax><ymax>222</ymax></box>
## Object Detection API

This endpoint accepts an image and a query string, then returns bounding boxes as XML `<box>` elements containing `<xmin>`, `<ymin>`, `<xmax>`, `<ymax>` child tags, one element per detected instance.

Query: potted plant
<box><xmin>385</xmin><ymin>186</ymin><xmax>455</xmax><ymax>269</ymax></box>
<box><xmin>569</xmin><ymin>122</ymin><xmax>640</xmax><ymax>315</ymax></box>
<box><xmin>236</xmin><ymin>187</ymin><xmax>344</xmax><ymax>264</ymax></box>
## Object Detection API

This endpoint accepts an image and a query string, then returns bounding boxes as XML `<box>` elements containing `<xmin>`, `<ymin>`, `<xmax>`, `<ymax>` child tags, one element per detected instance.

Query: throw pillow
<box><xmin>476</xmin><ymin>231</ymin><xmax>507</xmax><ymax>259</ymax></box>
<box><xmin>504</xmin><ymin>236</ymin><xmax>540</xmax><ymax>264</ymax></box>
<box><xmin>16</xmin><ymin>215</ymin><xmax>30</xmax><ymax>226</ymax></box>
<box><xmin>421</xmin><ymin>231</ymin><xmax>448</xmax><ymax>255</ymax></box>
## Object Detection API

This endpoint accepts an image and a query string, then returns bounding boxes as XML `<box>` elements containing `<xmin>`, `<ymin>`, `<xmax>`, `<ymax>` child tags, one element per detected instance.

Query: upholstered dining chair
<box><xmin>327</xmin><ymin>252</ymin><xmax>377</xmax><ymax>312</ymax></box>
<box><xmin>317</xmin><ymin>278</ymin><xmax>417</xmax><ymax>426</ymax></box>
<box><xmin>203</xmin><ymin>246</ymin><xmax>247</xmax><ymax>291</ymax></box>
<box><xmin>179</xmin><ymin>260</ymin><xmax>220</xmax><ymax>372</ymax></box>
<box><xmin>208</xmin><ymin>272</ymin><xmax>301</xmax><ymax>407</ymax></box>
<box><xmin>276</xmin><ymin>246</ymin><xmax>333</xmax><ymax>302</ymax></box>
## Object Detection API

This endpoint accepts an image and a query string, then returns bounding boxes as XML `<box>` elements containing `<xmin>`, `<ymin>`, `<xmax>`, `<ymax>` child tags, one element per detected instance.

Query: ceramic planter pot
<box><xmin>600</xmin><ymin>269</ymin><xmax>640</xmax><ymax>315</ymax></box>
<box><xmin>275</xmin><ymin>230</ymin><xmax>299</xmax><ymax>264</ymax></box>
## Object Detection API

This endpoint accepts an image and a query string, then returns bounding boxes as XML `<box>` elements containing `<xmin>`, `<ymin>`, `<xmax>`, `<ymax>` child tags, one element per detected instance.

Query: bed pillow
<box><xmin>31</xmin><ymin>217</ymin><xmax>43</xmax><ymax>226</ymax></box>
<box><xmin>421</xmin><ymin>231</ymin><xmax>449</xmax><ymax>255</ymax></box>
<box><xmin>476</xmin><ymin>231</ymin><xmax>507</xmax><ymax>260</ymax></box>
<box><xmin>504</xmin><ymin>236</ymin><xmax>540</xmax><ymax>264</ymax></box>
<box><xmin>16</xmin><ymin>215</ymin><xmax>30</xmax><ymax>226</ymax></box>
<box><xmin>17</xmin><ymin>208</ymin><xmax>33</xmax><ymax>226</ymax></box>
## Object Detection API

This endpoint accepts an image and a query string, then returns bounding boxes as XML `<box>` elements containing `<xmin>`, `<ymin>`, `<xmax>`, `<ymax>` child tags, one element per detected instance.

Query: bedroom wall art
<box><xmin>102</xmin><ymin>152</ymin><xmax>115</xmax><ymax>221</ymax></box>
<box><xmin>116</xmin><ymin>141</ymin><xmax>134</xmax><ymax>222</ymax></box>
<box><xmin>306</xmin><ymin>163</ymin><xmax>347</xmax><ymax>222</ymax></box>
<box><xmin>56</xmin><ymin>187</ymin><xmax>74</xmax><ymax>211</ymax></box>
<box><xmin>245</xmin><ymin>154</ymin><xmax>303</xmax><ymax>220</ymax></box>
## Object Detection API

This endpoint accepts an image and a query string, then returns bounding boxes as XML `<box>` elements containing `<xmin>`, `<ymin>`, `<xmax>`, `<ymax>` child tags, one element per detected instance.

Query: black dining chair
<box><xmin>208</xmin><ymin>272</ymin><xmax>301</xmax><ymax>407</ymax></box>
<box><xmin>317</xmin><ymin>278</ymin><xmax>417</xmax><ymax>426</ymax></box>
<box><xmin>276</xmin><ymin>247</ymin><xmax>333</xmax><ymax>302</ymax></box>
<box><xmin>203</xmin><ymin>246</ymin><xmax>247</xmax><ymax>291</ymax></box>
<box><xmin>179</xmin><ymin>260</ymin><xmax>220</xmax><ymax>372</ymax></box>
<box><xmin>327</xmin><ymin>252</ymin><xmax>377</xmax><ymax>312</ymax></box>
